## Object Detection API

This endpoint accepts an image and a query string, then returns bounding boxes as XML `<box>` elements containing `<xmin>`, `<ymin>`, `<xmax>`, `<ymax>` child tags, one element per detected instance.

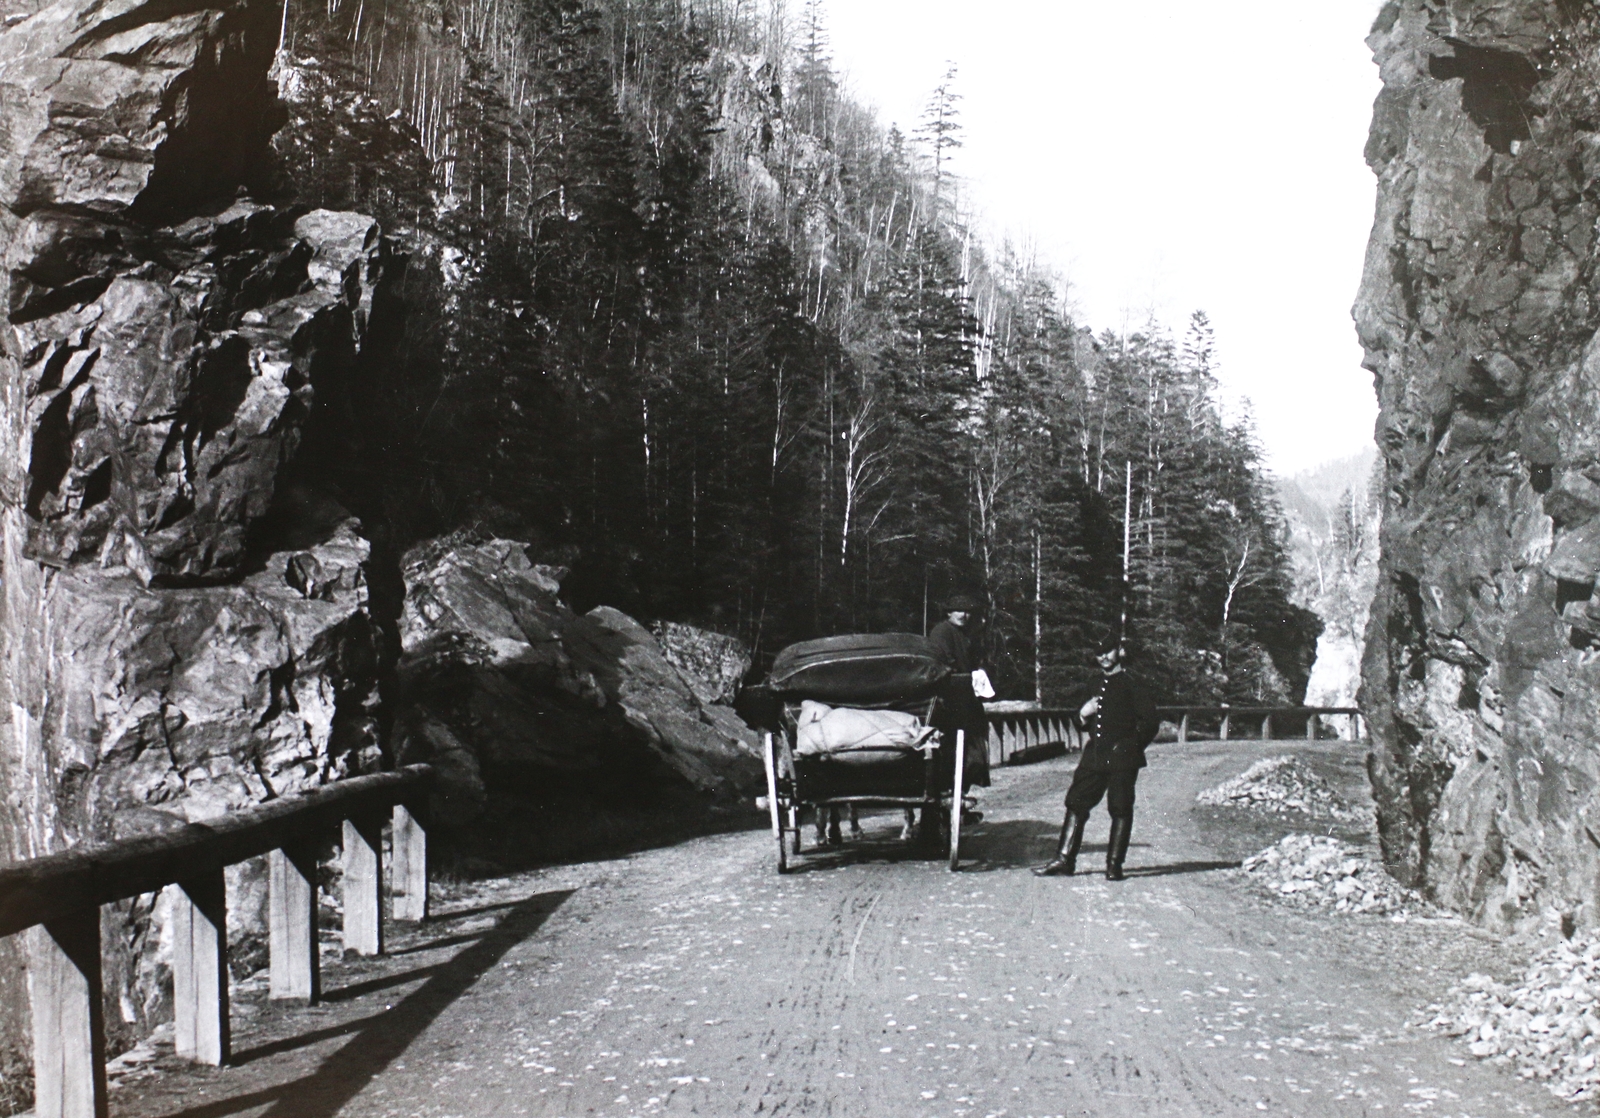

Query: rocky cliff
<box><xmin>1358</xmin><ymin>0</ymin><xmax>1600</xmax><ymax>932</ymax></box>
<box><xmin>0</xmin><ymin>0</ymin><xmax>396</xmax><ymax>1081</ymax></box>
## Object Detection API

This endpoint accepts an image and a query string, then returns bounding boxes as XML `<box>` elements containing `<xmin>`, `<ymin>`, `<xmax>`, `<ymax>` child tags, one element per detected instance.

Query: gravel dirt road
<box><xmin>108</xmin><ymin>740</ymin><xmax>1574</xmax><ymax>1118</ymax></box>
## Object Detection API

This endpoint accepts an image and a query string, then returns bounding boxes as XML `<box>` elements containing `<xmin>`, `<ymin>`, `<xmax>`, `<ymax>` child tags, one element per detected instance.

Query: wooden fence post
<box><xmin>269</xmin><ymin>843</ymin><xmax>320</xmax><ymax>1002</ymax></box>
<box><xmin>1220</xmin><ymin>709</ymin><xmax>1231</xmax><ymax>741</ymax></box>
<box><xmin>391</xmin><ymin>803</ymin><xmax>429</xmax><ymax>923</ymax></box>
<box><xmin>171</xmin><ymin>870</ymin><xmax>229</xmax><ymax>1065</ymax></box>
<box><xmin>1261</xmin><ymin>715</ymin><xmax>1271</xmax><ymax>741</ymax></box>
<box><xmin>987</xmin><ymin>723</ymin><xmax>1003</xmax><ymax>768</ymax></box>
<box><xmin>342</xmin><ymin>814</ymin><xmax>384</xmax><ymax>956</ymax></box>
<box><xmin>1178</xmin><ymin>713</ymin><xmax>1189</xmax><ymax>745</ymax></box>
<box><xmin>29</xmin><ymin>910</ymin><xmax>108</xmax><ymax>1118</ymax></box>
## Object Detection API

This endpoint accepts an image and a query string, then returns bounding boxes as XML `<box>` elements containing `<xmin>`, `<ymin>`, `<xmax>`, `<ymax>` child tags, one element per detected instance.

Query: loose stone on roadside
<box><xmin>1197</xmin><ymin>754</ymin><xmax>1369</xmax><ymax>823</ymax></box>
<box><xmin>1430</xmin><ymin>933</ymin><xmax>1600</xmax><ymax>1103</ymax></box>
<box><xmin>1240</xmin><ymin>833</ymin><xmax>1426</xmax><ymax>916</ymax></box>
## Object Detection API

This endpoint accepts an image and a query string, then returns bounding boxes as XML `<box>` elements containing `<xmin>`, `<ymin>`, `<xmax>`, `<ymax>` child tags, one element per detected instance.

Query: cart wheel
<box><xmin>763</xmin><ymin>732</ymin><xmax>789</xmax><ymax>874</ymax></box>
<box><xmin>949</xmin><ymin>730</ymin><xmax>965</xmax><ymax>871</ymax></box>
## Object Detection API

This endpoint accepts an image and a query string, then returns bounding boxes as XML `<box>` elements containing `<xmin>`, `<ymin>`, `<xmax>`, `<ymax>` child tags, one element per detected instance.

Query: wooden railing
<box><xmin>985</xmin><ymin>709</ymin><xmax>1081</xmax><ymax>766</ymax></box>
<box><xmin>0</xmin><ymin>764</ymin><xmax>434</xmax><ymax>1118</ymax></box>
<box><xmin>984</xmin><ymin>704</ymin><xmax>1366</xmax><ymax>766</ymax></box>
<box><xmin>1157</xmin><ymin>706</ymin><xmax>1365</xmax><ymax>743</ymax></box>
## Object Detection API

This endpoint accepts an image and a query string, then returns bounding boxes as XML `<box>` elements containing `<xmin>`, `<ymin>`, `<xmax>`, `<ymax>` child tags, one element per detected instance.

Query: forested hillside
<box><xmin>268</xmin><ymin>0</ymin><xmax>1315</xmax><ymax>703</ymax></box>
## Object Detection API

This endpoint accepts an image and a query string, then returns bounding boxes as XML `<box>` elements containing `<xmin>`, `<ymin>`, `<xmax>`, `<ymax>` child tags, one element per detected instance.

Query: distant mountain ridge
<box><xmin>1277</xmin><ymin>449</ymin><xmax>1378</xmax><ymax>525</ymax></box>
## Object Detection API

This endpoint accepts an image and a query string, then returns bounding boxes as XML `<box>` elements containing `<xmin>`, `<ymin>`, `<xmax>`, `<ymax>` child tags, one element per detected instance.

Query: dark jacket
<box><xmin>926</xmin><ymin>619</ymin><xmax>976</xmax><ymax>674</ymax></box>
<box><xmin>1079</xmin><ymin>671</ymin><xmax>1159</xmax><ymax>772</ymax></box>
<box><xmin>926</xmin><ymin>619</ymin><xmax>989</xmax><ymax>786</ymax></box>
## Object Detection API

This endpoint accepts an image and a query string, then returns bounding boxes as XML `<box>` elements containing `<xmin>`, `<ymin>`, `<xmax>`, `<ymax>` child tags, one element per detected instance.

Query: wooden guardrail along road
<box><xmin>1156</xmin><ymin>705</ymin><xmax>1365</xmax><ymax>743</ymax></box>
<box><xmin>1</xmin><ymin>764</ymin><xmax>435</xmax><ymax>1118</ymax></box>
<box><xmin>984</xmin><ymin>709</ymin><xmax>1082</xmax><ymax>767</ymax></box>
<box><xmin>983</xmin><ymin>705</ymin><xmax>1365</xmax><ymax>767</ymax></box>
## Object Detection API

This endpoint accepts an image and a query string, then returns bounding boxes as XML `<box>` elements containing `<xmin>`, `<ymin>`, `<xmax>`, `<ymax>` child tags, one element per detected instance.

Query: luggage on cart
<box><xmin>768</xmin><ymin>633</ymin><xmax>950</xmax><ymax>704</ymax></box>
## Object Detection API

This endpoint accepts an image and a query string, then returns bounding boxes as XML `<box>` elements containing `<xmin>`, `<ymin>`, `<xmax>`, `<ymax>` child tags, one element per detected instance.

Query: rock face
<box><xmin>393</xmin><ymin>539</ymin><xmax>762</xmax><ymax>857</ymax></box>
<box><xmin>1357</xmin><ymin>0</ymin><xmax>1600</xmax><ymax>931</ymax></box>
<box><xmin>652</xmin><ymin>620</ymin><xmax>751</xmax><ymax>706</ymax></box>
<box><xmin>0</xmin><ymin>0</ymin><xmax>392</xmax><ymax>1075</ymax></box>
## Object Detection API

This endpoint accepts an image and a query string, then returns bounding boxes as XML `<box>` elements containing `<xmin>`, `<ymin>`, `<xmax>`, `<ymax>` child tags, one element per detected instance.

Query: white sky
<box><xmin>824</xmin><ymin>0</ymin><xmax>1389</xmax><ymax>476</ymax></box>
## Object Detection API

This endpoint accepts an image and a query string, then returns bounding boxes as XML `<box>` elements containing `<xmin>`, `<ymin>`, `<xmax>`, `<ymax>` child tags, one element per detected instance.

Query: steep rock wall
<box><xmin>0</xmin><ymin>0</ymin><xmax>396</xmax><ymax>1087</ymax></box>
<box><xmin>1358</xmin><ymin>0</ymin><xmax>1600</xmax><ymax>931</ymax></box>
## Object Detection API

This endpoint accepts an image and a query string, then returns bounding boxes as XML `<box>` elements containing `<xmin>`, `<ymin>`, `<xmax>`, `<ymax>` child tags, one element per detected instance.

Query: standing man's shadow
<box><xmin>958</xmin><ymin>819</ymin><xmax>1238</xmax><ymax>877</ymax></box>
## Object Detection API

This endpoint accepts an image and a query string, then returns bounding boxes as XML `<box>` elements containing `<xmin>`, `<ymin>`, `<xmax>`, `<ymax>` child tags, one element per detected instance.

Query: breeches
<box><xmin>1064</xmin><ymin>765</ymin><xmax>1138</xmax><ymax>818</ymax></box>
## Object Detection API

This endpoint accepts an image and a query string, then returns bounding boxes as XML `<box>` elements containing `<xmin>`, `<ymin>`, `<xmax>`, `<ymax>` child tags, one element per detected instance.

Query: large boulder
<box><xmin>584</xmin><ymin>608</ymin><xmax>761</xmax><ymax>789</ymax></box>
<box><xmin>393</xmin><ymin>538</ymin><xmax>763</xmax><ymax>849</ymax></box>
<box><xmin>23</xmin><ymin>516</ymin><xmax>380</xmax><ymax>847</ymax></box>
<box><xmin>1356</xmin><ymin>0</ymin><xmax>1600</xmax><ymax>932</ymax></box>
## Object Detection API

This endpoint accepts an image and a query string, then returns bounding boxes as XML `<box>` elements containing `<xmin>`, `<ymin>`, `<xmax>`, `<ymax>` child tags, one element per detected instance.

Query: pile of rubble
<box><xmin>1240</xmin><ymin>833</ymin><xmax>1425</xmax><ymax>916</ymax></box>
<box><xmin>1197</xmin><ymin>755</ymin><xmax>1368</xmax><ymax>823</ymax></box>
<box><xmin>1431</xmin><ymin>936</ymin><xmax>1600</xmax><ymax>1102</ymax></box>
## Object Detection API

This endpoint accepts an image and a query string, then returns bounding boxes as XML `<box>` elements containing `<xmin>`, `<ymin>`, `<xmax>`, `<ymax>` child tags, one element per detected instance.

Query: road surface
<box><xmin>107</xmin><ymin>739</ymin><xmax>1571</xmax><ymax>1118</ymax></box>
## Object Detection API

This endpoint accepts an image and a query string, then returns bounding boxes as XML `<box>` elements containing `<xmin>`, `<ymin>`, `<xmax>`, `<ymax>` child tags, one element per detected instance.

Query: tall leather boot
<box><xmin>1106</xmin><ymin>815</ymin><xmax>1132</xmax><ymax>881</ymax></box>
<box><xmin>1034</xmin><ymin>812</ymin><xmax>1088</xmax><ymax>876</ymax></box>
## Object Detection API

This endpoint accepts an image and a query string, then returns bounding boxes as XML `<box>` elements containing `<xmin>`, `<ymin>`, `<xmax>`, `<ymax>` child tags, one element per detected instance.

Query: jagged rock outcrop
<box><xmin>0</xmin><ymin>0</ymin><xmax>394</xmax><ymax>1076</ymax></box>
<box><xmin>393</xmin><ymin>539</ymin><xmax>762</xmax><ymax>855</ymax></box>
<box><xmin>1358</xmin><ymin>0</ymin><xmax>1600</xmax><ymax>931</ymax></box>
<box><xmin>651</xmin><ymin>620</ymin><xmax>752</xmax><ymax>706</ymax></box>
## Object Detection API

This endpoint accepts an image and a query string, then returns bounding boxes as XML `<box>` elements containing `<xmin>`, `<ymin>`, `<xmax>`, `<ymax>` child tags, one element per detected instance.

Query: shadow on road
<box><xmin>1123</xmin><ymin>859</ymin><xmax>1240</xmax><ymax>878</ymax></box>
<box><xmin>951</xmin><ymin>819</ymin><xmax>1106</xmax><ymax>872</ymax></box>
<box><xmin>776</xmin><ymin>836</ymin><xmax>945</xmax><ymax>874</ymax></box>
<box><xmin>743</xmin><ymin>820</ymin><xmax>1235</xmax><ymax>880</ymax></box>
<box><xmin>161</xmin><ymin>888</ymin><xmax>574</xmax><ymax>1118</ymax></box>
<box><xmin>316</xmin><ymin>963</ymin><xmax>446</xmax><ymax>1003</ymax></box>
<box><xmin>948</xmin><ymin>823</ymin><xmax>1238</xmax><ymax>879</ymax></box>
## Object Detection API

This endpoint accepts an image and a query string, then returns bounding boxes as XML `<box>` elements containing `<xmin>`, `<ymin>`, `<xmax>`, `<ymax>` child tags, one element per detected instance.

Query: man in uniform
<box><xmin>1034</xmin><ymin>633</ymin><xmax>1158</xmax><ymax>880</ymax></box>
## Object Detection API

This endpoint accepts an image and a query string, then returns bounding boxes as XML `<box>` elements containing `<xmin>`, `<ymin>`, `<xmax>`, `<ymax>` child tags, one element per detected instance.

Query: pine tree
<box><xmin>914</xmin><ymin>63</ymin><xmax>963</xmax><ymax>220</ymax></box>
<box><xmin>792</xmin><ymin>0</ymin><xmax>837</xmax><ymax>138</ymax></box>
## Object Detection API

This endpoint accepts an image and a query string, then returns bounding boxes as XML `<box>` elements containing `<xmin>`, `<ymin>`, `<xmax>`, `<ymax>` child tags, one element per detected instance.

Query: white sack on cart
<box><xmin>794</xmin><ymin>700</ymin><xmax>936</xmax><ymax>756</ymax></box>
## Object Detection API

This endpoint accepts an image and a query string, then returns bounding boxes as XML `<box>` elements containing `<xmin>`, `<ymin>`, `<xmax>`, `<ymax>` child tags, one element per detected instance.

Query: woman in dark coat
<box><xmin>926</xmin><ymin>594</ymin><xmax>991</xmax><ymax>789</ymax></box>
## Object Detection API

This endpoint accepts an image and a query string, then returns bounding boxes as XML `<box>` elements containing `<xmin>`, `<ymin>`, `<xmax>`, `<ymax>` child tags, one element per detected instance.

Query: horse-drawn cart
<box><xmin>758</xmin><ymin>633</ymin><xmax>968</xmax><ymax>873</ymax></box>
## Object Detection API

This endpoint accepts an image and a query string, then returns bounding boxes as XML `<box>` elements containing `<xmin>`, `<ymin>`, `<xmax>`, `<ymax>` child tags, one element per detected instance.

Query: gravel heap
<box><xmin>1430</xmin><ymin>936</ymin><xmax>1600</xmax><ymax>1102</ymax></box>
<box><xmin>1240</xmin><ymin>833</ymin><xmax>1424</xmax><ymax>916</ymax></box>
<box><xmin>1197</xmin><ymin>755</ymin><xmax>1367</xmax><ymax>822</ymax></box>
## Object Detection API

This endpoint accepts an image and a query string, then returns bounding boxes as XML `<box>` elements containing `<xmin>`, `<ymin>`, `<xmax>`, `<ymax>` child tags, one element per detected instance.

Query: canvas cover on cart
<box><xmin>768</xmin><ymin>633</ymin><xmax>949</xmax><ymax>704</ymax></box>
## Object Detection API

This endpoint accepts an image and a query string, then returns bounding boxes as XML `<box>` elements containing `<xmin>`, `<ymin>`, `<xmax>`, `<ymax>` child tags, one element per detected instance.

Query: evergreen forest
<box><xmin>270</xmin><ymin>0</ymin><xmax>1319</xmax><ymax>704</ymax></box>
